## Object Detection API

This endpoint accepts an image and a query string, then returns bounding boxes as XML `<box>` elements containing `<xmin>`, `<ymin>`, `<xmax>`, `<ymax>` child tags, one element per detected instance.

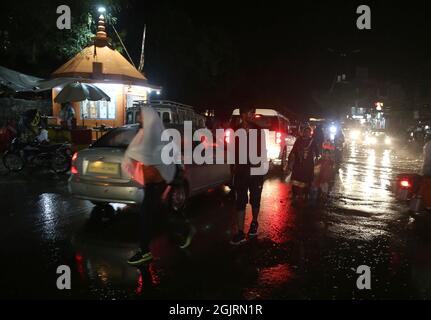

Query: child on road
<box><xmin>311</xmin><ymin>149</ymin><xmax>335</xmax><ymax>202</ymax></box>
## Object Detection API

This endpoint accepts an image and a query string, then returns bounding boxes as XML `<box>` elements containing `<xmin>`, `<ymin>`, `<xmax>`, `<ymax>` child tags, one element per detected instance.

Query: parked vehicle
<box><xmin>2</xmin><ymin>138</ymin><xmax>72</xmax><ymax>173</ymax></box>
<box><xmin>229</xmin><ymin>108</ymin><xmax>296</xmax><ymax>173</ymax></box>
<box><xmin>126</xmin><ymin>100</ymin><xmax>206</xmax><ymax>129</ymax></box>
<box><xmin>69</xmin><ymin>124</ymin><xmax>232</xmax><ymax>211</ymax></box>
<box><xmin>394</xmin><ymin>173</ymin><xmax>431</xmax><ymax>219</ymax></box>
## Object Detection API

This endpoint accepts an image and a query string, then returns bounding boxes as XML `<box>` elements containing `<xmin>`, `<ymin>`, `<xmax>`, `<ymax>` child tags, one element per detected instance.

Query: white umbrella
<box><xmin>54</xmin><ymin>82</ymin><xmax>111</xmax><ymax>103</ymax></box>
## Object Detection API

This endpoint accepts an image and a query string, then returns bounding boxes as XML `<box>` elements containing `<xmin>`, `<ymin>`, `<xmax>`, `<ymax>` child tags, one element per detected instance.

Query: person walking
<box><xmin>288</xmin><ymin>126</ymin><xmax>319</xmax><ymax>202</ymax></box>
<box><xmin>124</xmin><ymin>106</ymin><xmax>178</xmax><ymax>266</ymax></box>
<box><xmin>313</xmin><ymin>124</ymin><xmax>325</xmax><ymax>156</ymax></box>
<box><xmin>420</xmin><ymin>133</ymin><xmax>431</xmax><ymax>209</ymax></box>
<box><xmin>59</xmin><ymin>102</ymin><xmax>76</xmax><ymax>129</ymax></box>
<box><xmin>310</xmin><ymin>149</ymin><xmax>335</xmax><ymax>203</ymax></box>
<box><xmin>230</xmin><ymin>107</ymin><xmax>267</xmax><ymax>245</ymax></box>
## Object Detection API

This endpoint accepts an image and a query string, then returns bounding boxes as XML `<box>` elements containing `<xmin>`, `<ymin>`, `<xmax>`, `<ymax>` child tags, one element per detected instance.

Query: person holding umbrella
<box><xmin>59</xmin><ymin>102</ymin><xmax>76</xmax><ymax>129</ymax></box>
<box><xmin>54</xmin><ymin>82</ymin><xmax>111</xmax><ymax>129</ymax></box>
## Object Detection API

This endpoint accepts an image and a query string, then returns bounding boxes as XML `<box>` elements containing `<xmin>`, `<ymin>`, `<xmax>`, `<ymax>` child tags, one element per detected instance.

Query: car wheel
<box><xmin>52</xmin><ymin>153</ymin><xmax>71</xmax><ymax>174</ymax></box>
<box><xmin>90</xmin><ymin>204</ymin><xmax>115</xmax><ymax>223</ymax></box>
<box><xmin>170</xmin><ymin>183</ymin><xmax>188</xmax><ymax>212</ymax></box>
<box><xmin>3</xmin><ymin>151</ymin><xmax>25</xmax><ymax>172</ymax></box>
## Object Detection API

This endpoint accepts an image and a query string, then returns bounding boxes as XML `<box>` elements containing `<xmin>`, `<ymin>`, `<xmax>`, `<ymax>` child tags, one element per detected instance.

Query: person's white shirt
<box><xmin>423</xmin><ymin>140</ymin><xmax>431</xmax><ymax>176</ymax></box>
<box><xmin>36</xmin><ymin>129</ymin><xmax>49</xmax><ymax>144</ymax></box>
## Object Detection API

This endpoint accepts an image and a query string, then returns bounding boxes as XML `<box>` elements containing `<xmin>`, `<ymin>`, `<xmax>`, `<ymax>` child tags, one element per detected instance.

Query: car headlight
<box><xmin>330</xmin><ymin>126</ymin><xmax>337</xmax><ymax>134</ymax></box>
<box><xmin>366</xmin><ymin>136</ymin><xmax>377</xmax><ymax>145</ymax></box>
<box><xmin>385</xmin><ymin>137</ymin><xmax>392</xmax><ymax>145</ymax></box>
<box><xmin>349</xmin><ymin>130</ymin><xmax>360</xmax><ymax>140</ymax></box>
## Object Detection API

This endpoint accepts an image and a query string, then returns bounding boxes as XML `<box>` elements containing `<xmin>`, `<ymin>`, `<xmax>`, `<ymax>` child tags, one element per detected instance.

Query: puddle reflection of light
<box><xmin>97</xmin><ymin>266</ymin><xmax>109</xmax><ymax>284</ymax></box>
<box><xmin>39</xmin><ymin>193</ymin><xmax>55</xmax><ymax>219</ymax></box>
<box><xmin>363</xmin><ymin>150</ymin><xmax>376</xmax><ymax>196</ymax></box>
<box><xmin>259</xmin><ymin>179</ymin><xmax>291</xmax><ymax>243</ymax></box>
<box><xmin>136</xmin><ymin>264</ymin><xmax>160</xmax><ymax>294</ymax></box>
<box><xmin>380</xmin><ymin>150</ymin><xmax>392</xmax><ymax>190</ymax></box>
<box><xmin>38</xmin><ymin>193</ymin><xmax>58</xmax><ymax>240</ymax></box>
<box><xmin>367</xmin><ymin>149</ymin><xmax>376</xmax><ymax>167</ymax></box>
<box><xmin>75</xmin><ymin>253</ymin><xmax>86</xmax><ymax>281</ymax></box>
<box><xmin>350</xmin><ymin>143</ymin><xmax>357</xmax><ymax>157</ymax></box>
<box><xmin>345</xmin><ymin>164</ymin><xmax>355</xmax><ymax>193</ymax></box>
<box><xmin>382</xmin><ymin>150</ymin><xmax>391</xmax><ymax>167</ymax></box>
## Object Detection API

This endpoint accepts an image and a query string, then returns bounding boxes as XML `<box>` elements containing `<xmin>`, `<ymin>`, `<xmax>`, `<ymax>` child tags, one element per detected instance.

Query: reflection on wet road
<box><xmin>0</xmin><ymin>142</ymin><xmax>430</xmax><ymax>299</ymax></box>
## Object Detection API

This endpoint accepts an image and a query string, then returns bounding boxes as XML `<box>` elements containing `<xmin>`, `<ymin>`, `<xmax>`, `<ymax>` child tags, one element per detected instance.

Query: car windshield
<box><xmin>92</xmin><ymin>127</ymin><xmax>139</xmax><ymax>149</ymax></box>
<box><xmin>231</xmin><ymin>115</ymin><xmax>279</xmax><ymax>130</ymax></box>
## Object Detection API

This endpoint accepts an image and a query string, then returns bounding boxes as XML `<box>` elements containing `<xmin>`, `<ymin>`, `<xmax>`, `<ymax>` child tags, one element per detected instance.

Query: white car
<box><xmin>230</xmin><ymin>108</ymin><xmax>296</xmax><ymax>172</ymax></box>
<box><xmin>69</xmin><ymin>124</ymin><xmax>232</xmax><ymax>211</ymax></box>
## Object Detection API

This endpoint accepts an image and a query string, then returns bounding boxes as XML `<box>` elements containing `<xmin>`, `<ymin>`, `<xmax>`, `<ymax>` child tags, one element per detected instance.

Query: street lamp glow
<box><xmin>98</xmin><ymin>7</ymin><xmax>106</xmax><ymax>13</ymax></box>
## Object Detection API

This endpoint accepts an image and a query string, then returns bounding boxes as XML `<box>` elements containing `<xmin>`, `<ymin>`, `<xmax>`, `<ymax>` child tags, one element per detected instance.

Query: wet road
<box><xmin>1</xmin><ymin>142</ymin><xmax>430</xmax><ymax>299</ymax></box>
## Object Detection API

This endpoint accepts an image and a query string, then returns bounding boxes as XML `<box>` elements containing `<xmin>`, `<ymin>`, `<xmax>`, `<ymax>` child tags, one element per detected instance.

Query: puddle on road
<box><xmin>243</xmin><ymin>263</ymin><xmax>294</xmax><ymax>299</ymax></box>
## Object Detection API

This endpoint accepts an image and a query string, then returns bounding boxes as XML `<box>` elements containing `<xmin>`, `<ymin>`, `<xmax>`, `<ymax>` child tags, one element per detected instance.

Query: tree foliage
<box><xmin>0</xmin><ymin>0</ymin><xmax>126</xmax><ymax>76</ymax></box>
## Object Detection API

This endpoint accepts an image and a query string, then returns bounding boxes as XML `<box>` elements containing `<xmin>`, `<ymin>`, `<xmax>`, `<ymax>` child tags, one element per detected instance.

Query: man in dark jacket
<box><xmin>230</xmin><ymin>107</ymin><xmax>267</xmax><ymax>245</ymax></box>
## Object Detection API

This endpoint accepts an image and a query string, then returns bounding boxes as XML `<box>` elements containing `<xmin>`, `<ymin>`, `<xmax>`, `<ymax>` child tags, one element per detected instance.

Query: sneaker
<box><xmin>230</xmin><ymin>231</ymin><xmax>246</xmax><ymax>245</ymax></box>
<box><xmin>179</xmin><ymin>225</ymin><xmax>196</xmax><ymax>249</ymax></box>
<box><xmin>127</xmin><ymin>251</ymin><xmax>153</xmax><ymax>266</ymax></box>
<box><xmin>248</xmin><ymin>221</ymin><xmax>259</xmax><ymax>237</ymax></box>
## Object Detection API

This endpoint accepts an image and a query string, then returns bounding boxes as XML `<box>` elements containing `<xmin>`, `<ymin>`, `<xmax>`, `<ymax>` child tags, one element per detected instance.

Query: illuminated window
<box><xmin>81</xmin><ymin>98</ymin><xmax>116</xmax><ymax>120</ymax></box>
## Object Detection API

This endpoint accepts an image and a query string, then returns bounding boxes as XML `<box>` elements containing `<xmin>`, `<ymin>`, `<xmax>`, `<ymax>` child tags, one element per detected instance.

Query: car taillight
<box><xmin>400</xmin><ymin>179</ymin><xmax>410</xmax><ymax>188</ymax></box>
<box><xmin>71</xmin><ymin>152</ymin><xmax>78</xmax><ymax>175</ymax></box>
<box><xmin>225</xmin><ymin>130</ymin><xmax>231</xmax><ymax>144</ymax></box>
<box><xmin>129</xmin><ymin>161</ymin><xmax>145</xmax><ymax>186</ymax></box>
<box><xmin>276</xmin><ymin>132</ymin><xmax>282</xmax><ymax>144</ymax></box>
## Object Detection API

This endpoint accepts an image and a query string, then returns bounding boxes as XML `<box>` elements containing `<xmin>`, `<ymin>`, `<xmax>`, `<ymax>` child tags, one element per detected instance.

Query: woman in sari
<box><xmin>288</xmin><ymin>126</ymin><xmax>319</xmax><ymax>201</ymax></box>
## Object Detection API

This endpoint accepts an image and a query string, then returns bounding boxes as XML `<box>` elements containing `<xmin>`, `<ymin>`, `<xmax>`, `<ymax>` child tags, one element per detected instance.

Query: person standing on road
<box><xmin>310</xmin><ymin>149</ymin><xmax>335</xmax><ymax>202</ymax></box>
<box><xmin>59</xmin><ymin>102</ymin><xmax>76</xmax><ymax>129</ymax></box>
<box><xmin>422</xmin><ymin>133</ymin><xmax>431</xmax><ymax>176</ymax></box>
<box><xmin>420</xmin><ymin>134</ymin><xmax>431</xmax><ymax>210</ymax></box>
<box><xmin>230</xmin><ymin>107</ymin><xmax>267</xmax><ymax>245</ymax></box>
<box><xmin>124</xmin><ymin>106</ymin><xmax>178</xmax><ymax>266</ymax></box>
<box><xmin>288</xmin><ymin>126</ymin><xmax>319</xmax><ymax>203</ymax></box>
<box><xmin>313</xmin><ymin>124</ymin><xmax>325</xmax><ymax>156</ymax></box>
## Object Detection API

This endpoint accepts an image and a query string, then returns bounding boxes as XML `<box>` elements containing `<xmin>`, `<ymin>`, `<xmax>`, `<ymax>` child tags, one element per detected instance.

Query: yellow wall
<box><xmin>51</xmin><ymin>84</ymin><xmax>148</xmax><ymax>131</ymax></box>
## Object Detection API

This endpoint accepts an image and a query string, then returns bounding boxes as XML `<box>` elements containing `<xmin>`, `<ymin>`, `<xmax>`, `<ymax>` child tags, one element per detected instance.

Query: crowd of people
<box><xmin>124</xmin><ymin>106</ymin><xmax>341</xmax><ymax>265</ymax></box>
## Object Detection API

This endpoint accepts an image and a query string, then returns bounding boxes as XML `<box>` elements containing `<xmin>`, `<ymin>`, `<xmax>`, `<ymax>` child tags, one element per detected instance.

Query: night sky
<box><xmin>120</xmin><ymin>0</ymin><xmax>431</xmax><ymax>118</ymax></box>
<box><xmin>3</xmin><ymin>0</ymin><xmax>431</xmax><ymax>118</ymax></box>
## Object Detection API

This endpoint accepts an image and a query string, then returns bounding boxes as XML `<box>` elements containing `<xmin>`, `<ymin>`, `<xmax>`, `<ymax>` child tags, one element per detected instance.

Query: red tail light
<box><xmin>225</xmin><ymin>130</ymin><xmax>231</xmax><ymax>144</ymax></box>
<box><xmin>400</xmin><ymin>180</ymin><xmax>410</xmax><ymax>188</ymax></box>
<box><xmin>276</xmin><ymin>132</ymin><xmax>282</xmax><ymax>144</ymax></box>
<box><xmin>71</xmin><ymin>152</ymin><xmax>78</xmax><ymax>175</ymax></box>
<box><xmin>129</xmin><ymin>160</ymin><xmax>145</xmax><ymax>186</ymax></box>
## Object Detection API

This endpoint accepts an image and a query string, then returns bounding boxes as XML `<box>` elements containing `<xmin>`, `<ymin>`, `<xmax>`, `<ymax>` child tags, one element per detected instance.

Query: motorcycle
<box><xmin>395</xmin><ymin>173</ymin><xmax>431</xmax><ymax>219</ymax></box>
<box><xmin>2</xmin><ymin>138</ymin><xmax>72</xmax><ymax>174</ymax></box>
